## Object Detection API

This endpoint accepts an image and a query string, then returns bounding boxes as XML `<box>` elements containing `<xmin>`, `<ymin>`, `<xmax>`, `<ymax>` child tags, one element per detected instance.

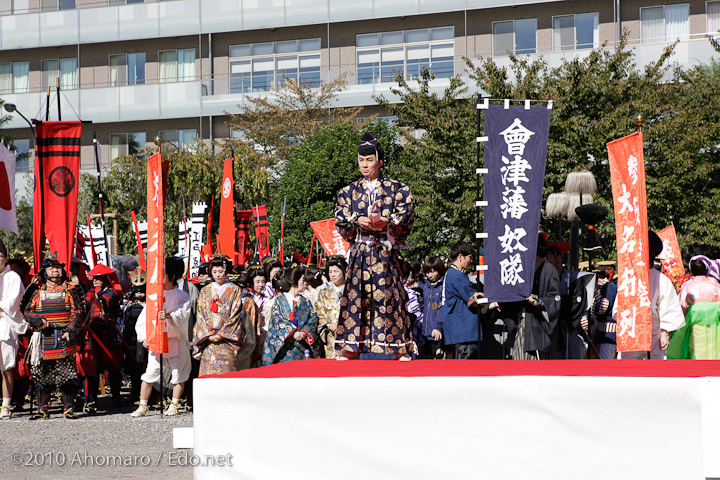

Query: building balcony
<box><xmin>1</xmin><ymin>36</ymin><xmax>717</xmax><ymax>130</ymax></box>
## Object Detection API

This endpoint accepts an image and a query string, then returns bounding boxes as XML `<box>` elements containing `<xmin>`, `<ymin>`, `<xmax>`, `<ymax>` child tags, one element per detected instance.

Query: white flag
<box><xmin>0</xmin><ymin>143</ymin><xmax>18</xmax><ymax>235</ymax></box>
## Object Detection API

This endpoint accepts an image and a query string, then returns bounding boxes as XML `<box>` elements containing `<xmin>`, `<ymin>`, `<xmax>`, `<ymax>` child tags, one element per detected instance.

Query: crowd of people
<box><xmin>0</xmin><ymin>130</ymin><xmax>714</xmax><ymax>421</ymax></box>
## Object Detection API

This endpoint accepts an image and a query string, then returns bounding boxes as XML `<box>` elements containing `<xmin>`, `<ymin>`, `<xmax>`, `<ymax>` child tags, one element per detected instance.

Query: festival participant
<box><xmin>0</xmin><ymin>240</ymin><xmax>26</xmax><ymax>419</ymax></box>
<box><xmin>78</xmin><ymin>264</ymin><xmax>123</xmax><ymax>413</ymax></box>
<box><xmin>196</xmin><ymin>262</ymin><xmax>211</xmax><ymax>286</ymax></box>
<box><xmin>262</xmin><ymin>259</ymin><xmax>283</xmax><ymax>299</ymax></box>
<box><xmin>303</xmin><ymin>265</ymin><xmax>324</xmax><ymax>308</ymax></box>
<box><xmin>24</xmin><ymin>255</ymin><xmax>84</xmax><ymax>420</ymax></box>
<box><xmin>333</xmin><ymin>131</ymin><xmax>415</xmax><ymax>360</ymax></box>
<box><xmin>666</xmin><ymin>257</ymin><xmax>720</xmax><ymax>359</ymax></box>
<box><xmin>613</xmin><ymin>231</ymin><xmax>685</xmax><ymax>359</ymax></box>
<box><xmin>244</xmin><ymin>265</ymin><xmax>268</xmax><ymax>366</ymax></box>
<box><xmin>262</xmin><ymin>267</ymin><xmax>317</xmax><ymax>365</ymax></box>
<box><xmin>512</xmin><ymin>235</ymin><xmax>561</xmax><ymax>360</ymax></box>
<box><xmin>121</xmin><ymin>269</ymin><xmax>146</xmax><ymax>404</ymax></box>
<box><xmin>546</xmin><ymin>241</ymin><xmax>591</xmax><ymax>359</ymax></box>
<box><xmin>315</xmin><ymin>256</ymin><xmax>347</xmax><ymax>359</ymax></box>
<box><xmin>678</xmin><ymin>256</ymin><xmax>720</xmax><ymax>314</ymax></box>
<box><xmin>442</xmin><ymin>242</ymin><xmax>485</xmax><ymax>359</ymax></box>
<box><xmin>131</xmin><ymin>257</ymin><xmax>192</xmax><ymax>417</ymax></box>
<box><xmin>590</xmin><ymin>264</ymin><xmax>618</xmax><ymax>359</ymax></box>
<box><xmin>6</xmin><ymin>257</ymin><xmax>31</xmax><ymax>414</ymax></box>
<box><xmin>193</xmin><ymin>256</ymin><xmax>254</xmax><ymax>375</ymax></box>
<box><xmin>420</xmin><ymin>256</ymin><xmax>447</xmax><ymax>359</ymax></box>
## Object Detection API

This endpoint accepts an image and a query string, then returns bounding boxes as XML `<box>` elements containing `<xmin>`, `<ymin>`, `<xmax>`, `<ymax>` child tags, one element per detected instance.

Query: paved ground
<box><xmin>0</xmin><ymin>395</ymin><xmax>194</xmax><ymax>480</ymax></box>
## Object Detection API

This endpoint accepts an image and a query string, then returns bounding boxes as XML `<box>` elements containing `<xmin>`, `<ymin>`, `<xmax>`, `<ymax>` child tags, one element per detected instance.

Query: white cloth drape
<box><xmin>641</xmin><ymin>7</ymin><xmax>665</xmax><ymax>43</ymax></box>
<box><xmin>0</xmin><ymin>63</ymin><xmax>11</xmax><ymax>93</ymax></box>
<box><xmin>60</xmin><ymin>58</ymin><xmax>77</xmax><ymax>89</ymax></box>
<box><xmin>665</xmin><ymin>4</ymin><xmax>689</xmax><ymax>41</ymax></box>
<box><xmin>159</xmin><ymin>50</ymin><xmax>177</xmax><ymax>83</ymax></box>
<box><xmin>709</xmin><ymin>1</ymin><xmax>720</xmax><ymax>34</ymax></box>
<box><xmin>178</xmin><ymin>49</ymin><xmax>195</xmax><ymax>82</ymax></box>
<box><xmin>13</xmin><ymin>62</ymin><xmax>28</xmax><ymax>93</ymax></box>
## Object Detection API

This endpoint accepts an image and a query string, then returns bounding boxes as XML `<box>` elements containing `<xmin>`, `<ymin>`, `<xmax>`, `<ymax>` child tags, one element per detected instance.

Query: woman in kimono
<box><xmin>303</xmin><ymin>265</ymin><xmax>324</xmax><ymax>307</ymax></box>
<box><xmin>315</xmin><ymin>256</ymin><xmax>347</xmax><ymax>359</ymax></box>
<box><xmin>193</xmin><ymin>256</ymin><xmax>253</xmax><ymax>376</ymax></box>
<box><xmin>262</xmin><ymin>267</ymin><xmax>317</xmax><ymax>365</ymax></box>
<box><xmin>334</xmin><ymin>131</ymin><xmax>415</xmax><ymax>360</ymax></box>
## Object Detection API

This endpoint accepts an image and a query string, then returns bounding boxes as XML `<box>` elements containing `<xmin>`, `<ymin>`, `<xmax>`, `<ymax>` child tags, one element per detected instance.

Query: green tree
<box><xmin>269</xmin><ymin>119</ymin><xmax>402</xmax><ymax>255</ymax></box>
<box><xmin>376</xmin><ymin>69</ymin><xmax>476</xmax><ymax>258</ymax></box>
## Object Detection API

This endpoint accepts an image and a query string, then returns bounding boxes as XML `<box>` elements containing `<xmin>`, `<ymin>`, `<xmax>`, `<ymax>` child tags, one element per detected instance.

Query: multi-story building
<box><xmin>0</xmin><ymin>0</ymin><xmax>718</xmax><ymax>194</ymax></box>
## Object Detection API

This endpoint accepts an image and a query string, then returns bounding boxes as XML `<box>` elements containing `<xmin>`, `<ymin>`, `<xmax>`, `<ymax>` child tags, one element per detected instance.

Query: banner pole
<box><xmin>56</xmin><ymin>77</ymin><xmax>61</xmax><ymax>121</ymax></box>
<box><xmin>93</xmin><ymin>131</ymin><xmax>111</xmax><ymax>264</ymax></box>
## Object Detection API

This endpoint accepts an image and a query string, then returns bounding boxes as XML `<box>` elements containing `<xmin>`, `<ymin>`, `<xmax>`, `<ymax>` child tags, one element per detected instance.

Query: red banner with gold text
<box><xmin>657</xmin><ymin>225</ymin><xmax>684</xmax><ymax>277</ymax></box>
<box><xmin>607</xmin><ymin>132</ymin><xmax>652</xmax><ymax>353</ymax></box>
<box><xmin>310</xmin><ymin>218</ymin><xmax>351</xmax><ymax>257</ymax></box>
<box><xmin>145</xmin><ymin>152</ymin><xmax>167</xmax><ymax>354</ymax></box>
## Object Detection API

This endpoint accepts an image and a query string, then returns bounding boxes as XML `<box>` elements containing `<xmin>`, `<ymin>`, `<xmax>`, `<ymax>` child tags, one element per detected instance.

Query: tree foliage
<box><xmin>269</xmin><ymin>119</ymin><xmax>401</xmax><ymax>255</ymax></box>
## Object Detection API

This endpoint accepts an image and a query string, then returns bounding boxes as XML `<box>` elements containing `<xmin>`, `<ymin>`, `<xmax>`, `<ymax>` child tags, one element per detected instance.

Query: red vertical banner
<box><xmin>607</xmin><ymin>132</ymin><xmax>652</xmax><ymax>353</ymax></box>
<box><xmin>146</xmin><ymin>152</ymin><xmax>167</xmax><ymax>354</ymax></box>
<box><xmin>217</xmin><ymin>157</ymin><xmax>236</xmax><ymax>258</ymax></box>
<box><xmin>235</xmin><ymin>210</ymin><xmax>252</xmax><ymax>265</ymax></box>
<box><xmin>657</xmin><ymin>225</ymin><xmax>684</xmax><ymax>276</ymax></box>
<box><xmin>253</xmin><ymin>205</ymin><xmax>270</xmax><ymax>258</ymax></box>
<box><xmin>33</xmin><ymin>121</ymin><xmax>82</xmax><ymax>271</ymax></box>
<box><xmin>201</xmin><ymin>195</ymin><xmax>215</xmax><ymax>261</ymax></box>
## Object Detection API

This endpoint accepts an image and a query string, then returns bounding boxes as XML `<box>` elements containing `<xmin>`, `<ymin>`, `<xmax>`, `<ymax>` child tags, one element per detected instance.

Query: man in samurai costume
<box><xmin>24</xmin><ymin>255</ymin><xmax>85</xmax><ymax>419</ymax></box>
<box><xmin>77</xmin><ymin>264</ymin><xmax>123</xmax><ymax>413</ymax></box>
<box><xmin>334</xmin><ymin>131</ymin><xmax>415</xmax><ymax>360</ymax></box>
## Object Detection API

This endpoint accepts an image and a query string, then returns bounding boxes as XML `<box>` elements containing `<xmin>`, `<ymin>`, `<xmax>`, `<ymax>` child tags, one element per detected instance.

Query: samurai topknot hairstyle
<box><xmin>358</xmin><ymin>131</ymin><xmax>384</xmax><ymax>163</ymax></box>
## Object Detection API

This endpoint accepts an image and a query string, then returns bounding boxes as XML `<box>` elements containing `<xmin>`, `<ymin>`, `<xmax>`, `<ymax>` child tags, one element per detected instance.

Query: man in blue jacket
<box><xmin>442</xmin><ymin>242</ymin><xmax>484</xmax><ymax>359</ymax></box>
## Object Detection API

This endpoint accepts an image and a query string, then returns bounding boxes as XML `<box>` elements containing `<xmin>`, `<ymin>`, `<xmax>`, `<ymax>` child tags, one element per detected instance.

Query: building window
<box><xmin>356</xmin><ymin>27</ymin><xmax>453</xmax><ymax>84</ymax></box>
<box><xmin>158</xmin><ymin>129</ymin><xmax>197</xmax><ymax>150</ymax></box>
<box><xmin>229</xmin><ymin>39</ymin><xmax>321</xmax><ymax>94</ymax></box>
<box><xmin>109</xmin><ymin>132</ymin><xmax>146</xmax><ymax>160</ymax></box>
<box><xmin>709</xmin><ymin>1</ymin><xmax>720</xmax><ymax>34</ymax></box>
<box><xmin>159</xmin><ymin>49</ymin><xmax>196</xmax><ymax>83</ymax></box>
<box><xmin>12</xmin><ymin>139</ymin><xmax>31</xmax><ymax>173</ymax></box>
<box><xmin>492</xmin><ymin>20</ymin><xmax>536</xmax><ymax>56</ymax></box>
<box><xmin>42</xmin><ymin>0</ymin><xmax>74</xmax><ymax>11</ymax></box>
<box><xmin>109</xmin><ymin>53</ymin><xmax>146</xmax><ymax>86</ymax></box>
<box><xmin>641</xmin><ymin>5</ymin><xmax>689</xmax><ymax>43</ymax></box>
<box><xmin>0</xmin><ymin>61</ymin><xmax>29</xmax><ymax>93</ymax></box>
<box><xmin>42</xmin><ymin>58</ymin><xmax>77</xmax><ymax>90</ymax></box>
<box><xmin>553</xmin><ymin>13</ymin><xmax>599</xmax><ymax>51</ymax></box>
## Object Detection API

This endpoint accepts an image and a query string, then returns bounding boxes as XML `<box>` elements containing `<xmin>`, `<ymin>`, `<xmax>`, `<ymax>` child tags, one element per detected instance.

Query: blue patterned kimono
<box><xmin>262</xmin><ymin>293</ymin><xmax>318</xmax><ymax>366</ymax></box>
<box><xmin>333</xmin><ymin>175</ymin><xmax>415</xmax><ymax>358</ymax></box>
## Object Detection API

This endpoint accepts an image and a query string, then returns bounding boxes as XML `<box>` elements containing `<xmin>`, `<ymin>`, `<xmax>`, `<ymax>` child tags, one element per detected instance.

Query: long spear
<box><xmin>279</xmin><ymin>197</ymin><xmax>286</xmax><ymax>265</ymax></box>
<box><xmin>92</xmin><ymin>132</ymin><xmax>111</xmax><ymax>265</ymax></box>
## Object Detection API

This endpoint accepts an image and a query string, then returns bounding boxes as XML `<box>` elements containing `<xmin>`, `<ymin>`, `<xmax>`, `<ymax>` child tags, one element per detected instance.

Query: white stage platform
<box><xmin>193</xmin><ymin>360</ymin><xmax>720</xmax><ymax>480</ymax></box>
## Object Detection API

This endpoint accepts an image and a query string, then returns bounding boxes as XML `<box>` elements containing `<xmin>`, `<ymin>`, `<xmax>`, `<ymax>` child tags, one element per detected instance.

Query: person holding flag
<box><xmin>131</xmin><ymin>257</ymin><xmax>191</xmax><ymax>417</ymax></box>
<box><xmin>333</xmin><ymin>131</ymin><xmax>415</xmax><ymax>360</ymax></box>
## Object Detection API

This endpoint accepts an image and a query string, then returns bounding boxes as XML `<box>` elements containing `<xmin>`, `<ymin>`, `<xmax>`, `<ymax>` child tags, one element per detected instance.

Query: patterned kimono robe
<box><xmin>334</xmin><ymin>175</ymin><xmax>415</xmax><ymax>357</ymax></box>
<box><xmin>262</xmin><ymin>293</ymin><xmax>317</xmax><ymax>366</ymax></box>
<box><xmin>193</xmin><ymin>282</ymin><xmax>253</xmax><ymax>376</ymax></box>
<box><xmin>315</xmin><ymin>283</ymin><xmax>343</xmax><ymax>359</ymax></box>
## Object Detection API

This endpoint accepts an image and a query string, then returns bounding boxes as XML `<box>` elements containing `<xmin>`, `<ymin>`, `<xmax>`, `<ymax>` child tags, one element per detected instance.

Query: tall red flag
<box><xmin>253</xmin><ymin>205</ymin><xmax>270</xmax><ymax>259</ymax></box>
<box><xmin>130</xmin><ymin>210</ymin><xmax>146</xmax><ymax>271</ymax></box>
<box><xmin>217</xmin><ymin>158</ymin><xmax>236</xmax><ymax>258</ymax></box>
<box><xmin>607</xmin><ymin>132</ymin><xmax>652</xmax><ymax>353</ymax></box>
<box><xmin>235</xmin><ymin>210</ymin><xmax>252</xmax><ymax>266</ymax></box>
<box><xmin>146</xmin><ymin>152</ymin><xmax>167</xmax><ymax>354</ymax></box>
<box><xmin>33</xmin><ymin>121</ymin><xmax>82</xmax><ymax>271</ymax></box>
<box><xmin>201</xmin><ymin>195</ymin><xmax>215</xmax><ymax>261</ymax></box>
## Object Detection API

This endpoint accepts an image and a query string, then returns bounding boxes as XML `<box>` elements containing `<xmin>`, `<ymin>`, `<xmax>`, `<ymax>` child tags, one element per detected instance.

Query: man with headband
<box><xmin>0</xmin><ymin>239</ymin><xmax>26</xmax><ymax>419</ymax></box>
<box><xmin>333</xmin><ymin>131</ymin><xmax>416</xmax><ymax>360</ymax></box>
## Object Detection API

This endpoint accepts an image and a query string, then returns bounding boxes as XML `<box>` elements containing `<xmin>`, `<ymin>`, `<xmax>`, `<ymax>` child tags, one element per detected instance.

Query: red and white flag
<box><xmin>146</xmin><ymin>152</ymin><xmax>167</xmax><ymax>354</ymax></box>
<box><xmin>311</xmin><ymin>218</ymin><xmax>351</xmax><ymax>257</ymax></box>
<box><xmin>0</xmin><ymin>142</ymin><xmax>18</xmax><ymax>235</ymax></box>
<box><xmin>607</xmin><ymin>132</ymin><xmax>652</xmax><ymax>353</ymax></box>
<box><xmin>217</xmin><ymin>157</ymin><xmax>236</xmax><ymax>258</ymax></box>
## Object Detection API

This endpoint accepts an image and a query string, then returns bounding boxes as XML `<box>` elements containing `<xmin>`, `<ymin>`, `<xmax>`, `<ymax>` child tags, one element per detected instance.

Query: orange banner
<box><xmin>218</xmin><ymin>157</ymin><xmax>236</xmax><ymax>258</ymax></box>
<box><xmin>146</xmin><ymin>152</ymin><xmax>167</xmax><ymax>354</ymax></box>
<box><xmin>607</xmin><ymin>132</ymin><xmax>652</xmax><ymax>353</ymax></box>
<box><xmin>657</xmin><ymin>225</ymin><xmax>684</xmax><ymax>276</ymax></box>
<box><xmin>310</xmin><ymin>218</ymin><xmax>351</xmax><ymax>256</ymax></box>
